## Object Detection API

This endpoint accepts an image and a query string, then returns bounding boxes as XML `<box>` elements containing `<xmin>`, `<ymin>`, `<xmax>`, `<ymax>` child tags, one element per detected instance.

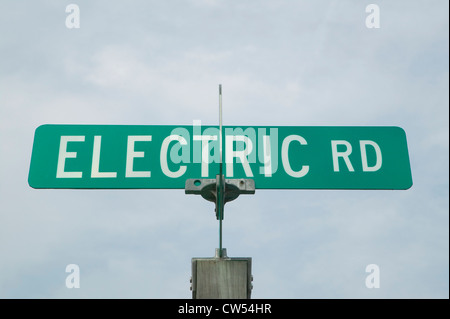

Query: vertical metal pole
<box><xmin>219</xmin><ymin>84</ymin><xmax>223</xmax><ymax>177</ymax></box>
<box><xmin>190</xmin><ymin>85</ymin><xmax>253</xmax><ymax>299</ymax></box>
<box><xmin>218</xmin><ymin>84</ymin><xmax>223</xmax><ymax>257</ymax></box>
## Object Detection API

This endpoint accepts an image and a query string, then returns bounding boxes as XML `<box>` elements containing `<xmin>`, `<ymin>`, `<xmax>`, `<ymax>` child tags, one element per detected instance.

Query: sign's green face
<box><xmin>28</xmin><ymin>124</ymin><xmax>412</xmax><ymax>190</ymax></box>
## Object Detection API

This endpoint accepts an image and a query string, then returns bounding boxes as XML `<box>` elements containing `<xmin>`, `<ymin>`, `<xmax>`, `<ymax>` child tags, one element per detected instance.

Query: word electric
<box><xmin>28</xmin><ymin>124</ymin><xmax>412</xmax><ymax>190</ymax></box>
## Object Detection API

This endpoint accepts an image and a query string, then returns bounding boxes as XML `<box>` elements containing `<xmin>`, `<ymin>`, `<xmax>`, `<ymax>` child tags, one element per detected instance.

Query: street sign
<box><xmin>28</xmin><ymin>124</ymin><xmax>412</xmax><ymax>190</ymax></box>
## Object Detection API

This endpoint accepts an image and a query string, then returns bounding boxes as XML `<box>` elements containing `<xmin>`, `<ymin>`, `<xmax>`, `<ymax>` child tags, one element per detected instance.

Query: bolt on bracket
<box><xmin>185</xmin><ymin>176</ymin><xmax>255</xmax><ymax>219</ymax></box>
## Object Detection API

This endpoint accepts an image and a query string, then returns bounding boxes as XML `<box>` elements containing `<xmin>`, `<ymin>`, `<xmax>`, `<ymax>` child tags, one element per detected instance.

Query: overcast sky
<box><xmin>0</xmin><ymin>0</ymin><xmax>448</xmax><ymax>298</ymax></box>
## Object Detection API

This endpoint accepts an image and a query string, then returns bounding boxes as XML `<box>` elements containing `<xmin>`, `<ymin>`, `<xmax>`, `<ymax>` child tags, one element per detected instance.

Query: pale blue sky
<box><xmin>0</xmin><ymin>0</ymin><xmax>448</xmax><ymax>298</ymax></box>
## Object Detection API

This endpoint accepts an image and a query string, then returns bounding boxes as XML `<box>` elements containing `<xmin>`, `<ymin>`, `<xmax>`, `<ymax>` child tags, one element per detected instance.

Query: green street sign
<box><xmin>28</xmin><ymin>124</ymin><xmax>412</xmax><ymax>190</ymax></box>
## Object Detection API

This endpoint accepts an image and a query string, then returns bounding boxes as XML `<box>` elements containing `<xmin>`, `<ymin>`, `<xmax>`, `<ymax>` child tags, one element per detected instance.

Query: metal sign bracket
<box><xmin>185</xmin><ymin>177</ymin><xmax>255</xmax><ymax>220</ymax></box>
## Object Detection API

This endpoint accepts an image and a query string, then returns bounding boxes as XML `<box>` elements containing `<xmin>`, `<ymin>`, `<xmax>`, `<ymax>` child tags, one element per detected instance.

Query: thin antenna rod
<box><xmin>218</xmin><ymin>84</ymin><xmax>224</xmax><ymax>256</ymax></box>
<box><xmin>219</xmin><ymin>84</ymin><xmax>223</xmax><ymax>175</ymax></box>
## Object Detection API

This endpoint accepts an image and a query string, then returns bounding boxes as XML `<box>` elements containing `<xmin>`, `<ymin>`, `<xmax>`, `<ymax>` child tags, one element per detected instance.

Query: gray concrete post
<box><xmin>191</xmin><ymin>249</ymin><xmax>252</xmax><ymax>299</ymax></box>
